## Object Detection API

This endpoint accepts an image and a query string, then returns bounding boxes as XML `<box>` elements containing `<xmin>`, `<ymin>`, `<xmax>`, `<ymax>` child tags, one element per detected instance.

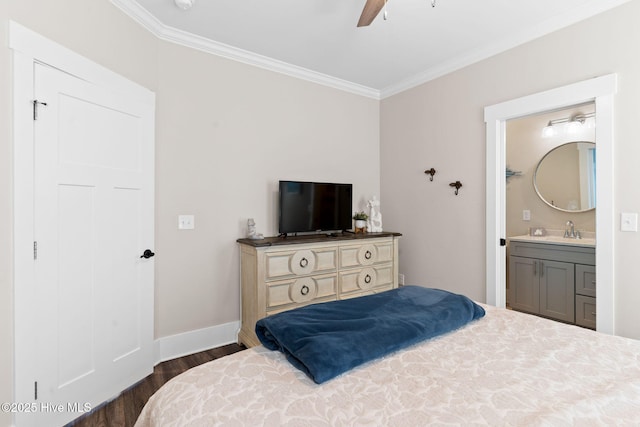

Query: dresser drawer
<box><xmin>339</xmin><ymin>284</ymin><xmax>394</xmax><ymax>299</ymax></box>
<box><xmin>575</xmin><ymin>295</ymin><xmax>596</xmax><ymax>329</ymax></box>
<box><xmin>340</xmin><ymin>241</ymin><xmax>393</xmax><ymax>268</ymax></box>
<box><xmin>575</xmin><ymin>264</ymin><xmax>596</xmax><ymax>297</ymax></box>
<box><xmin>265</xmin><ymin>247</ymin><xmax>337</xmax><ymax>280</ymax></box>
<box><xmin>339</xmin><ymin>264</ymin><xmax>393</xmax><ymax>296</ymax></box>
<box><xmin>266</xmin><ymin>274</ymin><xmax>337</xmax><ymax>310</ymax></box>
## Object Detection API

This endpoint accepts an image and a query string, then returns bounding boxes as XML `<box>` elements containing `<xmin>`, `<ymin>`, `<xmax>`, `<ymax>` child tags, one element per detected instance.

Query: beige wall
<box><xmin>8</xmin><ymin>0</ymin><xmax>159</xmax><ymax>89</ymax></box>
<box><xmin>506</xmin><ymin>106</ymin><xmax>596</xmax><ymax>239</ymax></box>
<box><xmin>154</xmin><ymin>42</ymin><xmax>380</xmax><ymax>336</ymax></box>
<box><xmin>381</xmin><ymin>0</ymin><xmax>640</xmax><ymax>339</ymax></box>
<box><xmin>0</xmin><ymin>1</ymin><xmax>379</xmax><ymax>424</ymax></box>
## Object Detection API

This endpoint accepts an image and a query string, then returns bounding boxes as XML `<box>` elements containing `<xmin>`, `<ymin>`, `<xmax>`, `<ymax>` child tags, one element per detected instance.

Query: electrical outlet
<box><xmin>522</xmin><ymin>210</ymin><xmax>531</xmax><ymax>221</ymax></box>
<box><xmin>398</xmin><ymin>273</ymin><xmax>405</xmax><ymax>286</ymax></box>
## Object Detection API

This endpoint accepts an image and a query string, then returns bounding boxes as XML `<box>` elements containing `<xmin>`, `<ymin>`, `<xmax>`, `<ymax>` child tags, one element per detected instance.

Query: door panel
<box><xmin>58</xmin><ymin>94</ymin><xmax>141</xmax><ymax>171</ymax></box>
<box><xmin>57</xmin><ymin>184</ymin><xmax>96</xmax><ymax>387</ymax></box>
<box><xmin>32</xmin><ymin>63</ymin><xmax>154</xmax><ymax>426</ymax></box>
<box><xmin>539</xmin><ymin>260</ymin><xmax>575</xmax><ymax>323</ymax></box>
<box><xmin>508</xmin><ymin>256</ymin><xmax>539</xmax><ymax>314</ymax></box>
<box><xmin>109</xmin><ymin>187</ymin><xmax>143</xmax><ymax>360</ymax></box>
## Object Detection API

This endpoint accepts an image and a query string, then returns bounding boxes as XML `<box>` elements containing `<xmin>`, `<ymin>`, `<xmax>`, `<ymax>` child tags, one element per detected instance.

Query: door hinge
<box><xmin>500</xmin><ymin>238</ymin><xmax>506</xmax><ymax>246</ymax></box>
<box><xmin>33</xmin><ymin>241</ymin><xmax>38</xmax><ymax>260</ymax></box>
<box><xmin>32</xmin><ymin>99</ymin><xmax>47</xmax><ymax>121</ymax></box>
<box><xmin>34</xmin><ymin>381</ymin><xmax>38</xmax><ymax>400</ymax></box>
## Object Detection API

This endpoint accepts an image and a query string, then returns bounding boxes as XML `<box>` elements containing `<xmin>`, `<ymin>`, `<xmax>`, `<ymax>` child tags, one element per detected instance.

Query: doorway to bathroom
<box><xmin>505</xmin><ymin>103</ymin><xmax>596</xmax><ymax>328</ymax></box>
<box><xmin>484</xmin><ymin>74</ymin><xmax>616</xmax><ymax>335</ymax></box>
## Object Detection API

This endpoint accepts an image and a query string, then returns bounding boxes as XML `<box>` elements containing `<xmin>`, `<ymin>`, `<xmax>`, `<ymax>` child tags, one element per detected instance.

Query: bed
<box><xmin>136</xmin><ymin>287</ymin><xmax>640</xmax><ymax>426</ymax></box>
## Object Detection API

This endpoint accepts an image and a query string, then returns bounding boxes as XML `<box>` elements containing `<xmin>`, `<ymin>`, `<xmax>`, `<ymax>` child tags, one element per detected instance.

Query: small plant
<box><xmin>352</xmin><ymin>211</ymin><xmax>368</xmax><ymax>221</ymax></box>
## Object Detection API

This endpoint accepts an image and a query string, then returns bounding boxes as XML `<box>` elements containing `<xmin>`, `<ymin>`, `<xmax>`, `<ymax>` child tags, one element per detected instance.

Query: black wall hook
<box><xmin>449</xmin><ymin>181</ymin><xmax>462</xmax><ymax>195</ymax></box>
<box><xmin>424</xmin><ymin>168</ymin><xmax>436</xmax><ymax>181</ymax></box>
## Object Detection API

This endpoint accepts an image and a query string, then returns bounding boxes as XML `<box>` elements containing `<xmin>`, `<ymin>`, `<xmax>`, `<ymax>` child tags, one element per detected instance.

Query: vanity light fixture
<box><xmin>541</xmin><ymin>124</ymin><xmax>557</xmax><ymax>138</ymax></box>
<box><xmin>174</xmin><ymin>0</ymin><xmax>195</xmax><ymax>10</ymax></box>
<box><xmin>541</xmin><ymin>112</ymin><xmax>595</xmax><ymax>138</ymax></box>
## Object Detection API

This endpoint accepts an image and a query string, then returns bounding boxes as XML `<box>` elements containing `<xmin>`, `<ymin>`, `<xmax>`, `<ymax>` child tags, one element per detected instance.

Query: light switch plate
<box><xmin>620</xmin><ymin>212</ymin><xmax>637</xmax><ymax>232</ymax></box>
<box><xmin>178</xmin><ymin>214</ymin><xmax>195</xmax><ymax>230</ymax></box>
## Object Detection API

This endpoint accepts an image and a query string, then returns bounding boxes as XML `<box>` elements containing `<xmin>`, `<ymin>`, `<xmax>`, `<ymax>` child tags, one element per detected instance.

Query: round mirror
<box><xmin>533</xmin><ymin>141</ymin><xmax>596</xmax><ymax>212</ymax></box>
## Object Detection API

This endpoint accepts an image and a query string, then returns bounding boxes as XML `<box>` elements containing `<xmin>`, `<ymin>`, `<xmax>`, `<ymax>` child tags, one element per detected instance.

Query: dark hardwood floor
<box><xmin>66</xmin><ymin>343</ymin><xmax>246</xmax><ymax>427</ymax></box>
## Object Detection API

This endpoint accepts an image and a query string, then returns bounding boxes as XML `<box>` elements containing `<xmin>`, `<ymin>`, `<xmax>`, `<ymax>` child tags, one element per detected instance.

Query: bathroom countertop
<box><xmin>508</xmin><ymin>229</ymin><xmax>595</xmax><ymax>248</ymax></box>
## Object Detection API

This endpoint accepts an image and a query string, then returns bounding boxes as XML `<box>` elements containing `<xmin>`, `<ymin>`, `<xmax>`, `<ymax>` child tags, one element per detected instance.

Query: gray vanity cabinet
<box><xmin>509</xmin><ymin>256</ymin><xmax>574</xmax><ymax>323</ymax></box>
<box><xmin>508</xmin><ymin>240</ymin><xmax>596</xmax><ymax>328</ymax></box>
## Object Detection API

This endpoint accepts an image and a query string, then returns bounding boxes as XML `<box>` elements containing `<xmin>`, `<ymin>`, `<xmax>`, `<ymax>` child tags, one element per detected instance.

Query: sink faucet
<box><xmin>564</xmin><ymin>220</ymin><xmax>576</xmax><ymax>238</ymax></box>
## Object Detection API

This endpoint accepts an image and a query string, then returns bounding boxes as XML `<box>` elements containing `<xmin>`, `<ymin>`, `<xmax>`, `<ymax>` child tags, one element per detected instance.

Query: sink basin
<box><xmin>508</xmin><ymin>232</ymin><xmax>595</xmax><ymax>248</ymax></box>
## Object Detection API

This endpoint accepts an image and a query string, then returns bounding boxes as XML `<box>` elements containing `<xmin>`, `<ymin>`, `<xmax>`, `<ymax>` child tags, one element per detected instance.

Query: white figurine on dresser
<box><xmin>367</xmin><ymin>196</ymin><xmax>383</xmax><ymax>232</ymax></box>
<box><xmin>246</xmin><ymin>218</ymin><xmax>264</xmax><ymax>240</ymax></box>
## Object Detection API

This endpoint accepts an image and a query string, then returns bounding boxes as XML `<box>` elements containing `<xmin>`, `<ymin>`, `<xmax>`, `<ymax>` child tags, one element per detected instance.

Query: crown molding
<box><xmin>110</xmin><ymin>0</ymin><xmax>381</xmax><ymax>100</ymax></box>
<box><xmin>112</xmin><ymin>0</ymin><xmax>630</xmax><ymax>101</ymax></box>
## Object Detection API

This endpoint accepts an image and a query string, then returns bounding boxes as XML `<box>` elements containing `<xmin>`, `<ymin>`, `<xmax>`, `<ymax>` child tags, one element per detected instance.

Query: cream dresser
<box><xmin>237</xmin><ymin>232</ymin><xmax>402</xmax><ymax>347</ymax></box>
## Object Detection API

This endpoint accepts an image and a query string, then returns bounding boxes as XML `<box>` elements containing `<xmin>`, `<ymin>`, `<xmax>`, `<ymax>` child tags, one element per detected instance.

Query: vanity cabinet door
<box><xmin>539</xmin><ymin>260</ymin><xmax>575</xmax><ymax>323</ymax></box>
<box><xmin>508</xmin><ymin>256</ymin><xmax>539</xmax><ymax>314</ymax></box>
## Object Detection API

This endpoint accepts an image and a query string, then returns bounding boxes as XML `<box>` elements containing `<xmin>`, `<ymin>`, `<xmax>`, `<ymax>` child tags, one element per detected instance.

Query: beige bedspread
<box><xmin>136</xmin><ymin>305</ymin><xmax>640</xmax><ymax>426</ymax></box>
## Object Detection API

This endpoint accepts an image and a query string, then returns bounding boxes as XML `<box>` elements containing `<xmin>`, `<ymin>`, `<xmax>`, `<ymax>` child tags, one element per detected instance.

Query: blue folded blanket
<box><xmin>255</xmin><ymin>285</ymin><xmax>485</xmax><ymax>384</ymax></box>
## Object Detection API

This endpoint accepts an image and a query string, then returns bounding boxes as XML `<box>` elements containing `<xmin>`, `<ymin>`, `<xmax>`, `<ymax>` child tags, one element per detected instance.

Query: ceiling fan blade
<box><xmin>357</xmin><ymin>0</ymin><xmax>386</xmax><ymax>27</ymax></box>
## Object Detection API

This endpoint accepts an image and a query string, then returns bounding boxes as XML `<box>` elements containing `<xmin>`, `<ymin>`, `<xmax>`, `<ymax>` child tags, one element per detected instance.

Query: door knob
<box><xmin>140</xmin><ymin>249</ymin><xmax>155</xmax><ymax>259</ymax></box>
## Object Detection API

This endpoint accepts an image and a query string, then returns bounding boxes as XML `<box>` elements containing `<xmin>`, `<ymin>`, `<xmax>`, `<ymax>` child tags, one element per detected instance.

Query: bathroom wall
<box><xmin>506</xmin><ymin>105</ymin><xmax>596</xmax><ymax>239</ymax></box>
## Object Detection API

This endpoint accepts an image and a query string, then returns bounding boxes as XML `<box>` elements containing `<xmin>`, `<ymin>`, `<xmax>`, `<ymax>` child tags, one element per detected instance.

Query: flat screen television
<box><xmin>278</xmin><ymin>180</ymin><xmax>352</xmax><ymax>235</ymax></box>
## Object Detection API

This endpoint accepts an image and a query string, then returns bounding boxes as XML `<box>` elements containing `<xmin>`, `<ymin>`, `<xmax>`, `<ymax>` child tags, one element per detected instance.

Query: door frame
<box><xmin>484</xmin><ymin>74</ymin><xmax>616</xmax><ymax>334</ymax></box>
<box><xmin>10</xmin><ymin>21</ymin><xmax>155</xmax><ymax>426</ymax></box>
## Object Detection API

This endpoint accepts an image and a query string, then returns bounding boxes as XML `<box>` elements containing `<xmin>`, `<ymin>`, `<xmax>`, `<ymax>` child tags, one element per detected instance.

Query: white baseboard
<box><xmin>153</xmin><ymin>321</ymin><xmax>241</xmax><ymax>365</ymax></box>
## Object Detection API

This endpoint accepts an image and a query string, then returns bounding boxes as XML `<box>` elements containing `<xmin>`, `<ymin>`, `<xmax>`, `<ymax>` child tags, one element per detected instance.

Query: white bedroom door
<box><xmin>31</xmin><ymin>62</ymin><xmax>154</xmax><ymax>426</ymax></box>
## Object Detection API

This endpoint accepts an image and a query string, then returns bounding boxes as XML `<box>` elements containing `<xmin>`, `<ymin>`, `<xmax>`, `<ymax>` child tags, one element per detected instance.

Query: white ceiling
<box><xmin>113</xmin><ymin>0</ymin><xmax>630</xmax><ymax>98</ymax></box>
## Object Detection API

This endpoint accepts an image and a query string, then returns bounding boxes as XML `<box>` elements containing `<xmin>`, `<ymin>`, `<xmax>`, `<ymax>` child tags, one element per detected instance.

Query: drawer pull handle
<box><xmin>364</xmin><ymin>274</ymin><xmax>372</xmax><ymax>284</ymax></box>
<box><xmin>364</xmin><ymin>250</ymin><xmax>372</xmax><ymax>260</ymax></box>
<box><xmin>300</xmin><ymin>285</ymin><xmax>310</xmax><ymax>296</ymax></box>
<box><xmin>299</xmin><ymin>257</ymin><xmax>309</xmax><ymax>268</ymax></box>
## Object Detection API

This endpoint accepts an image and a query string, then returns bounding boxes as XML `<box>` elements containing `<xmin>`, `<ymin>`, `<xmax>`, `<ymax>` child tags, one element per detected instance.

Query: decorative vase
<box><xmin>355</xmin><ymin>219</ymin><xmax>367</xmax><ymax>229</ymax></box>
